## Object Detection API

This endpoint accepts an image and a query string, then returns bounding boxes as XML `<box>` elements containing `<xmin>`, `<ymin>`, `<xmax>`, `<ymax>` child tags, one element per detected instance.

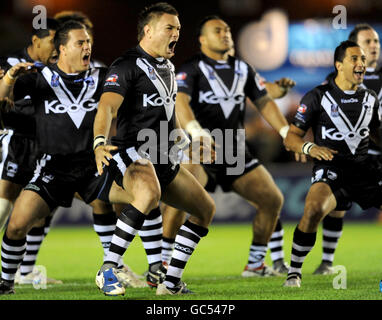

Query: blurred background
<box><xmin>1</xmin><ymin>0</ymin><xmax>381</xmax><ymax>224</ymax></box>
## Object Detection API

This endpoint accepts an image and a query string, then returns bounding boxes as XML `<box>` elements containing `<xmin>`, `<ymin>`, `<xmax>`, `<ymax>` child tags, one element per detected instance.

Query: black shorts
<box><xmin>311</xmin><ymin>158</ymin><xmax>382</xmax><ymax>211</ymax></box>
<box><xmin>97</xmin><ymin>146</ymin><xmax>180</xmax><ymax>202</ymax></box>
<box><xmin>24</xmin><ymin>152</ymin><xmax>101</xmax><ymax>211</ymax></box>
<box><xmin>203</xmin><ymin>147</ymin><xmax>260</xmax><ymax>192</ymax></box>
<box><xmin>0</xmin><ymin>130</ymin><xmax>38</xmax><ymax>186</ymax></box>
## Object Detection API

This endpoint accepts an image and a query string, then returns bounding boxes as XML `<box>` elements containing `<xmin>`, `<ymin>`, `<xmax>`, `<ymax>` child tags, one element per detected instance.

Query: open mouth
<box><xmin>82</xmin><ymin>54</ymin><xmax>90</xmax><ymax>65</ymax></box>
<box><xmin>353</xmin><ymin>70</ymin><xmax>365</xmax><ymax>80</ymax></box>
<box><xmin>168</xmin><ymin>41</ymin><xmax>177</xmax><ymax>54</ymax></box>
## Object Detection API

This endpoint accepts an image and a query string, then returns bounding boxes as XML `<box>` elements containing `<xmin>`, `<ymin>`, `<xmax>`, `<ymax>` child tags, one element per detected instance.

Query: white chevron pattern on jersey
<box><xmin>198</xmin><ymin>59</ymin><xmax>248</xmax><ymax>119</ymax></box>
<box><xmin>40</xmin><ymin>67</ymin><xmax>100</xmax><ymax>129</ymax></box>
<box><xmin>321</xmin><ymin>91</ymin><xmax>375</xmax><ymax>154</ymax></box>
<box><xmin>136</xmin><ymin>58</ymin><xmax>176</xmax><ymax>121</ymax></box>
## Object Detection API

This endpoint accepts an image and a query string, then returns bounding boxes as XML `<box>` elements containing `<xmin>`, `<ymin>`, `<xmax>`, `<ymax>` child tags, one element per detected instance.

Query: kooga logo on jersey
<box><xmin>199</xmin><ymin>91</ymin><xmax>245</xmax><ymax>104</ymax></box>
<box><xmin>143</xmin><ymin>93</ymin><xmax>176</xmax><ymax>107</ymax></box>
<box><xmin>322</xmin><ymin>126</ymin><xmax>370</xmax><ymax>140</ymax></box>
<box><xmin>44</xmin><ymin>99</ymin><xmax>98</xmax><ymax>113</ymax></box>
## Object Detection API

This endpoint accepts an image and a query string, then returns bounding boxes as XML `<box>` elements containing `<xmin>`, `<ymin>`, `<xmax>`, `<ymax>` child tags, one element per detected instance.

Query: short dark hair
<box><xmin>197</xmin><ymin>15</ymin><xmax>222</xmax><ymax>38</ymax></box>
<box><xmin>54</xmin><ymin>20</ymin><xmax>86</xmax><ymax>54</ymax></box>
<box><xmin>137</xmin><ymin>2</ymin><xmax>178</xmax><ymax>41</ymax></box>
<box><xmin>334</xmin><ymin>40</ymin><xmax>360</xmax><ymax>71</ymax></box>
<box><xmin>348</xmin><ymin>23</ymin><xmax>374</xmax><ymax>42</ymax></box>
<box><xmin>31</xmin><ymin>17</ymin><xmax>60</xmax><ymax>39</ymax></box>
<box><xmin>54</xmin><ymin>10</ymin><xmax>93</xmax><ymax>39</ymax></box>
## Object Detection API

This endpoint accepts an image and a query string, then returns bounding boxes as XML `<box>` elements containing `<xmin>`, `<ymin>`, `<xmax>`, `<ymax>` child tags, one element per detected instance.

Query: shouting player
<box><xmin>283</xmin><ymin>40</ymin><xmax>382</xmax><ymax>287</ymax></box>
<box><xmin>314</xmin><ymin>24</ymin><xmax>382</xmax><ymax>275</ymax></box>
<box><xmin>93</xmin><ymin>2</ymin><xmax>216</xmax><ymax>296</ymax></box>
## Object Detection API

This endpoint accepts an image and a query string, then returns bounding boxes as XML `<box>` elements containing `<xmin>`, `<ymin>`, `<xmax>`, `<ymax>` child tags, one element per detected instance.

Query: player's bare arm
<box><xmin>253</xmin><ymin>95</ymin><xmax>289</xmax><ymax>133</ymax></box>
<box><xmin>284</xmin><ymin>124</ymin><xmax>338</xmax><ymax>161</ymax></box>
<box><xmin>252</xmin><ymin>95</ymin><xmax>308</xmax><ymax>162</ymax></box>
<box><xmin>93</xmin><ymin>92</ymin><xmax>121</xmax><ymax>174</ymax></box>
<box><xmin>265</xmin><ymin>77</ymin><xmax>296</xmax><ymax>99</ymax></box>
<box><xmin>0</xmin><ymin>62</ymin><xmax>35</xmax><ymax>99</ymax></box>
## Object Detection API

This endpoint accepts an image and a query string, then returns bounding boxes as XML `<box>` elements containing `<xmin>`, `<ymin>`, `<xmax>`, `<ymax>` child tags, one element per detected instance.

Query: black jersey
<box><xmin>176</xmin><ymin>53</ymin><xmax>267</xmax><ymax>146</ymax></box>
<box><xmin>293</xmin><ymin>78</ymin><xmax>380</xmax><ymax>164</ymax></box>
<box><xmin>326</xmin><ymin>68</ymin><xmax>382</xmax><ymax>154</ymax></box>
<box><xmin>102</xmin><ymin>45</ymin><xmax>177</xmax><ymax>153</ymax></box>
<box><xmin>0</xmin><ymin>48</ymin><xmax>36</xmax><ymax>136</ymax></box>
<box><xmin>13</xmin><ymin>64</ymin><xmax>107</xmax><ymax>155</ymax></box>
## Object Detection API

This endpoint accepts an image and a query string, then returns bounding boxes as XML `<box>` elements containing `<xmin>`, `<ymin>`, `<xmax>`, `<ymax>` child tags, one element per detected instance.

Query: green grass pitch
<box><xmin>0</xmin><ymin>222</ymin><xmax>381</xmax><ymax>300</ymax></box>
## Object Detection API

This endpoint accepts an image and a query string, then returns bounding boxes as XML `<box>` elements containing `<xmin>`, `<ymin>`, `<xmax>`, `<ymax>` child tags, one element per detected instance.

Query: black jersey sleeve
<box><xmin>292</xmin><ymin>89</ymin><xmax>320</xmax><ymax>132</ymax></box>
<box><xmin>12</xmin><ymin>72</ymin><xmax>37</xmax><ymax>114</ymax></box>
<box><xmin>102</xmin><ymin>59</ymin><xmax>135</xmax><ymax>97</ymax></box>
<box><xmin>244</xmin><ymin>64</ymin><xmax>268</xmax><ymax>103</ymax></box>
<box><xmin>176</xmin><ymin>61</ymin><xmax>198</xmax><ymax>97</ymax></box>
<box><xmin>13</xmin><ymin>73</ymin><xmax>37</xmax><ymax>102</ymax></box>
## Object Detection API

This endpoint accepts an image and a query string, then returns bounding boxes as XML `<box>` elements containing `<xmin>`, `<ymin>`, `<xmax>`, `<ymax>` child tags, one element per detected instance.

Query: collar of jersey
<box><xmin>51</xmin><ymin>63</ymin><xmax>89</xmax><ymax>80</ymax></box>
<box><xmin>200</xmin><ymin>52</ymin><xmax>233</xmax><ymax>68</ymax></box>
<box><xmin>330</xmin><ymin>77</ymin><xmax>359</xmax><ymax>96</ymax></box>
<box><xmin>136</xmin><ymin>45</ymin><xmax>167</xmax><ymax>65</ymax></box>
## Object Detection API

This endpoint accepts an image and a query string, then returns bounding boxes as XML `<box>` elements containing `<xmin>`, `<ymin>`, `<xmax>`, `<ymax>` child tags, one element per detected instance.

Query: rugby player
<box><xmin>0</xmin><ymin>18</ymin><xmax>63</xmax><ymax>284</ymax></box>
<box><xmin>93</xmin><ymin>2</ymin><xmax>216</xmax><ymax>296</ymax></box>
<box><xmin>53</xmin><ymin>10</ymin><xmax>147</xmax><ymax>288</ymax></box>
<box><xmin>283</xmin><ymin>40</ymin><xmax>382</xmax><ymax>287</ymax></box>
<box><xmin>0</xmin><ymin>20</ymin><xmax>133</xmax><ymax>294</ymax></box>
<box><xmin>314</xmin><ymin>24</ymin><xmax>382</xmax><ymax>275</ymax></box>
<box><xmin>160</xmin><ymin>15</ymin><xmax>291</xmax><ymax>278</ymax></box>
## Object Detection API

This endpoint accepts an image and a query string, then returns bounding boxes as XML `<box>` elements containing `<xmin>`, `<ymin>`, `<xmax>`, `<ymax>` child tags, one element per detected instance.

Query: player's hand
<box><xmin>309</xmin><ymin>145</ymin><xmax>338</xmax><ymax>161</ymax></box>
<box><xmin>94</xmin><ymin>144</ymin><xmax>118</xmax><ymax>175</ymax></box>
<box><xmin>188</xmin><ymin>135</ymin><xmax>216</xmax><ymax>164</ymax></box>
<box><xmin>275</xmin><ymin>77</ymin><xmax>296</xmax><ymax>92</ymax></box>
<box><xmin>0</xmin><ymin>69</ymin><xmax>4</xmax><ymax>80</ymax></box>
<box><xmin>7</xmin><ymin>62</ymin><xmax>36</xmax><ymax>79</ymax></box>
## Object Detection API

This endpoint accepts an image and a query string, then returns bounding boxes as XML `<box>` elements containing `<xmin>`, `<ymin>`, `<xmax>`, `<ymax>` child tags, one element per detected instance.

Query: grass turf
<box><xmin>0</xmin><ymin>222</ymin><xmax>381</xmax><ymax>300</ymax></box>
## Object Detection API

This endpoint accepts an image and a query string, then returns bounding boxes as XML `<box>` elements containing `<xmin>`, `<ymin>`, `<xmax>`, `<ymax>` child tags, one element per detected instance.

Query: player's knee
<box><xmin>134</xmin><ymin>179</ymin><xmax>161</xmax><ymax>212</ymax></box>
<box><xmin>272</xmin><ymin>189</ymin><xmax>284</xmax><ymax>213</ymax></box>
<box><xmin>90</xmin><ymin>199</ymin><xmax>113</xmax><ymax>213</ymax></box>
<box><xmin>202</xmin><ymin>196</ymin><xmax>216</xmax><ymax>225</ymax></box>
<box><xmin>304</xmin><ymin>200</ymin><xmax>326</xmax><ymax>225</ymax></box>
<box><xmin>145</xmin><ymin>187</ymin><xmax>161</xmax><ymax>212</ymax></box>
<box><xmin>259</xmin><ymin>189</ymin><xmax>284</xmax><ymax>218</ymax></box>
<box><xmin>6</xmin><ymin>219</ymin><xmax>29</xmax><ymax>240</ymax></box>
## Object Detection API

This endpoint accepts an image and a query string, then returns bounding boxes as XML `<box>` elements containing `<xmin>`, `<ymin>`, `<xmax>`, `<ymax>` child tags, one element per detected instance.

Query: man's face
<box><xmin>36</xmin><ymin>30</ymin><xmax>57</xmax><ymax>65</ymax></box>
<box><xmin>200</xmin><ymin>19</ymin><xmax>233</xmax><ymax>54</ymax></box>
<box><xmin>148</xmin><ymin>13</ymin><xmax>180</xmax><ymax>59</ymax></box>
<box><xmin>338</xmin><ymin>46</ymin><xmax>366</xmax><ymax>85</ymax></box>
<box><xmin>59</xmin><ymin>28</ymin><xmax>92</xmax><ymax>72</ymax></box>
<box><xmin>356</xmin><ymin>29</ymin><xmax>380</xmax><ymax>67</ymax></box>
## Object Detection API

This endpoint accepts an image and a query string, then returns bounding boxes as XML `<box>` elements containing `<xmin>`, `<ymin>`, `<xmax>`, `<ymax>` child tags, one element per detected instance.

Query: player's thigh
<box><xmin>8</xmin><ymin>190</ymin><xmax>51</xmax><ymax>233</ymax></box>
<box><xmin>123</xmin><ymin>160</ymin><xmax>161</xmax><ymax>199</ymax></box>
<box><xmin>161</xmin><ymin>166</ymin><xmax>215</xmax><ymax>219</ymax></box>
<box><xmin>181</xmin><ymin>163</ymin><xmax>208</xmax><ymax>187</ymax></box>
<box><xmin>108</xmin><ymin>181</ymin><xmax>134</xmax><ymax>205</ymax></box>
<box><xmin>0</xmin><ymin>179</ymin><xmax>22</xmax><ymax>202</ymax></box>
<box><xmin>232</xmin><ymin>165</ymin><xmax>283</xmax><ymax>208</ymax></box>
